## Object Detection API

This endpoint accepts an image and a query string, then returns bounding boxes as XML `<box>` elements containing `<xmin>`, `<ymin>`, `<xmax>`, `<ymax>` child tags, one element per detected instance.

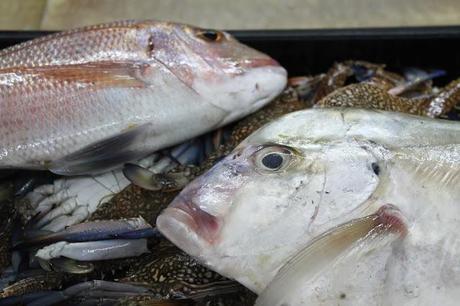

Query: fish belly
<box><xmin>0</xmin><ymin>74</ymin><xmax>225</xmax><ymax>171</ymax></box>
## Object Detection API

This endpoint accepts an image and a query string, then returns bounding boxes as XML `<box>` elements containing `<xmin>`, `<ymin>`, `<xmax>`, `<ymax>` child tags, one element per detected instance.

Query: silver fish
<box><xmin>0</xmin><ymin>20</ymin><xmax>286</xmax><ymax>175</ymax></box>
<box><xmin>158</xmin><ymin>108</ymin><xmax>460</xmax><ymax>305</ymax></box>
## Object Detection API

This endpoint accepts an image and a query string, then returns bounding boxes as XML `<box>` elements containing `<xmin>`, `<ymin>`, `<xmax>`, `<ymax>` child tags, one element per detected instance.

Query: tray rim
<box><xmin>1</xmin><ymin>26</ymin><xmax>460</xmax><ymax>43</ymax></box>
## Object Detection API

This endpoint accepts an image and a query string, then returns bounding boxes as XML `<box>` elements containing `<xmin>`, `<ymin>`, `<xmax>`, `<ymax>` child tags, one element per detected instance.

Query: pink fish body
<box><xmin>0</xmin><ymin>20</ymin><xmax>286</xmax><ymax>175</ymax></box>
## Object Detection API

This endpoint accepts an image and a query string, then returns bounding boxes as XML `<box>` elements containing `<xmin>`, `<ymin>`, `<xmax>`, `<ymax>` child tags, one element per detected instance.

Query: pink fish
<box><xmin>0</xmin><ymin>20</ymin><xmax>286</xmax><ymax>175</ymax></box>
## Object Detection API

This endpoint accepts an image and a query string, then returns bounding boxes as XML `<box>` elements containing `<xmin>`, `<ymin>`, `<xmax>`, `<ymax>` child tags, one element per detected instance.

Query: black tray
<box><xmin>1</xmin><ymin>26</ymin><xmax>460</xmax><ymax>81</ymax></box>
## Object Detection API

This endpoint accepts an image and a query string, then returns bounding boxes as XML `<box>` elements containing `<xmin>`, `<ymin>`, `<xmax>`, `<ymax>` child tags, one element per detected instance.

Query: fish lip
<box><xmin>160</xmin><ymin>196</ymin><xmax>221</xmax><ymax>244</ymax></box>
<box><xmin>244</xmin><ymin>58</ymin><xmax>281</xmax><ymax>69</ymax></box>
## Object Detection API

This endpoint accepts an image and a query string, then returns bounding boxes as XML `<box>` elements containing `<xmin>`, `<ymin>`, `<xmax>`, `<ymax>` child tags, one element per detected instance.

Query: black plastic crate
<box><xmin>1</xmin><ymin>26</ymin><xmax>460</xmax><ymax>81</ymax></box>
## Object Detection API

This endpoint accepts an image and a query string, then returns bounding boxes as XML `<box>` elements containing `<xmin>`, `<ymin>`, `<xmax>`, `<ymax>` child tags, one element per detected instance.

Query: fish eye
<box><xmin>262</xmin><ymin>153</ymin><xmax>283</xmax><ymax>169</ymax></box>
<box><xmin>254</xmin><ymin>145</ymin><xmax>294</xmax><ymax>172</ymax></box>
<box><xmin>197</xmin><ymin>29</ymin><xmax>223</xmax><ymax>42</ymax></box>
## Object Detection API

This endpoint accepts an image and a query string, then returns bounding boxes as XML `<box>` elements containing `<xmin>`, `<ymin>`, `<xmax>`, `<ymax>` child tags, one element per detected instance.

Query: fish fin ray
<box><xmin>397</xmin><ymin>144</ymin><xmax>460</xmax><ymax>187</ymax></box>
<box><xmin>49</xmin><ymin>123</ymin><xmax>152</xmax><ymax>175</ymax></box>
<box><xmin>256</xmin><ymin>206</ymin><xmax>405</xmax><ymax>306</ymax></box>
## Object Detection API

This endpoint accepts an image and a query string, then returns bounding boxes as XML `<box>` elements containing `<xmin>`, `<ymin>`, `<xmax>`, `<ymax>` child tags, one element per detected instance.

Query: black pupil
<box><xmin>202</xmin><ymin>30</ymin><xmax>219</xmax><ymax>41</ymax></box>
<box><xmin>371</xmin><ymin>162</ymin><xmax>380</xmax><ymax>175</ymax></box>
<box><xmin>262</xmin><ymin>153</ymin><xmax>283</xmax><ymax>170</ymax></box>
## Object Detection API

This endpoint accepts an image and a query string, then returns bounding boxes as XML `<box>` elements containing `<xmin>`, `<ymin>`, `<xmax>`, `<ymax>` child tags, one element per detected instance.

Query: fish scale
<box><xmin>0</xmin><ymin>21</ymin><xmax>143</xmax><ymax>68</ymax></box>
<box><xmin>1</xmin><ymin>78</ymin><xmax>154</xmax><ymax>164</ymax></box>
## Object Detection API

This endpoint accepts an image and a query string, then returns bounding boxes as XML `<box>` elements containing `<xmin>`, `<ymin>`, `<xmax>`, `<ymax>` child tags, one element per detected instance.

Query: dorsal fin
<box><xmin>0</xmin><ymin>20</ymin><xmax>141</xmax><ymax>69</ymax></box>
<box><xmin>395</xmin><ymin>144</ymin><xmax>460</xmax><ymax>187</ymax></box>
<box><xmin>251</xmin><ymin>109</ymin><xmax>460</xmax><ymax>149</ymax></box>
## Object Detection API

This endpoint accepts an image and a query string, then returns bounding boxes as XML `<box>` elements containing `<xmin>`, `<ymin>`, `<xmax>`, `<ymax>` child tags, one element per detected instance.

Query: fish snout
<box><xmin>157</xmin><ymin>186</ymin><xmax>222</xmax><ymax>255</ymax></box>
<box><xmin>242</xmin><ymin>57</ymin><xmax>281</xmax><ymax>69</ymax></box>
<box><xmin>169</xmin><ymin>194</ymin><xmax>220</xmax><ymax>243</ymax></box>
<box><xmin>157</xmin><ymin>152</ymin><xmax>250</xmax><ymax>255</ymax></box>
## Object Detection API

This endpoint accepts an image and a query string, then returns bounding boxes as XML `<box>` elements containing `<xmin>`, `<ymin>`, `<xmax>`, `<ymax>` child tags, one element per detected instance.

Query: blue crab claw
<box><xmin>0</xmin><ymin>280</ymin><xmax>154</xmax><ymax>306</ymax></box>
<box><xmin>389</xmin><ymin>68</ymin><xmax>446</xmax><ymax>96</ymax></box>
<box><xmin>164</xmin><ymin>140</ymin><xmax>201</xmax><ymax>165</ymax></box>
<box><xmin>350</xmin><ymin>63</ymin><xmax>378</xmax><ymax>82</ymax></box>
<box><xmin>163</xmin><ymin>130</ymin><xmax>230</xmax><ymax>167</ymax></box>
<box><xmin>35</xmin><ymin>239</ymin><xmax>150</xmax><ymax>262</ymax></box>
<box><xmin>403</xmin><ymin>68</ymin><xmax>446</xmax><ymax>83</ymax></box>
<box><xmin>123</xmin><ymin>163</ymin><xmax>191</xmax><ymax>191</ymax></box>
<box><xmin>123</xmin><ymin>136</ymin><xmax>216</xmax><ymax>191</ymax></box>
<box><xmin>288</xmin><ymin>76</ymin><xmax>323</xmax><ymax>103</ymax></box>
<box><xmin>15</xmin><ymin>217</ymin><xmax>159</xmax><ymax>250</ymax></box>
<box><xmin>1</xmin><ymin>289</ymin><xmax>192</xmax><ymax>306</ymax></box>
<box><xmin>0</xmin><ymin>291</ymin><xmax>54</xmax><ymax>306</ymax></box>
<box><xmin>123</xmin><ymin>129</ymin><xmax>231</xmax><ymax>191</ymax></box>
<box><xmin>13</xmin><ymin>171</ymin><xmax>56</xmax><ymax>198</ymax></box>
<box><xmin>37</xmin><ymin>257</ymin><xmax>94</xmax><ymax>274</ymax></box>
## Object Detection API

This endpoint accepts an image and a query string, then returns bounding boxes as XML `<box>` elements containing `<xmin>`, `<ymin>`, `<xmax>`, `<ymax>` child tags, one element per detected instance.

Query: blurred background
<box><xmin>1</xmin><ymin>0</ymin><xmax>460</xmax><ymax>31</ymax></box>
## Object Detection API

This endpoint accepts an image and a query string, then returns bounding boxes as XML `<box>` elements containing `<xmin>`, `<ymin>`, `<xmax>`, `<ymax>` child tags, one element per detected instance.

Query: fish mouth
<box><xmin>244</xmin><ymin>57</ymin><xmax>281</xmax><ymax>69</ymax></box>
<box><xmin>157</xmin><ymin>196</ymin><xmax>220</xmax><ymax>255</ymax></box>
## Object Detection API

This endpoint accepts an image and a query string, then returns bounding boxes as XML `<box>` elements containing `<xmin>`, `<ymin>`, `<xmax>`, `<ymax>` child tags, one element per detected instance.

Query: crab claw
<box><xmin>35</xmin><ymin>239</ymin><xmax>150</xmax><ymax>262</ymax></box>
<box><xmin>123</xmin><ymin>163</ymin><xmax>191</xmax><ymax>191</ymax></box>
<box><xmin>1</xmin><ymin>280</ymin><xmax>154</xmax><ymax>306</ymax></box>
<box><xmin>37</xmin><ymin>257</ymin><xmax>94</xmax><ymax>274</ymax></box>
<box><xmin>15</xmin><ymin>217</ymin><xmax>159</xmax><ymax>250</ymax></box>
<box><xmin>12</xmin><ymin>217</ymin><xmax>159</xmax><ymax>271</ymax></box>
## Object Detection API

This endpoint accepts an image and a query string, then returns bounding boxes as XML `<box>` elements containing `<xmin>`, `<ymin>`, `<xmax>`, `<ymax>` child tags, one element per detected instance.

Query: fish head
<box><xmin>157</xmin><ymin>109</ymin><xmax>382</xmax><ymax>292</ymax></box>
<box><xmin>140</xmin><ymin>21</ymin><xmax>287</xmax><ymax>125</ymax></box>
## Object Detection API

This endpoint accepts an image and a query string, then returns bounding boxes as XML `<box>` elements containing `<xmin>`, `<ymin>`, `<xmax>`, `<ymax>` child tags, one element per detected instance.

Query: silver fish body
<box><xmin>0</xmin><ymin>20</ymin><xmax>286</xmax><ymax>175</ymax></box>
<box><xmin>158</xmin><ymin>108</ymin><xmax>460</xmax><ymax>305</ymax></box>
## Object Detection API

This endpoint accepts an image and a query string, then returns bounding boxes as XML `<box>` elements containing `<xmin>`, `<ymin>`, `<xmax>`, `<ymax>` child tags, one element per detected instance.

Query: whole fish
<box><xmin>0</xmin><ymin>20</ymin><xmax>286</xmax><ymax>175</ymax></box>
<box><xmin>158</xmin><ymin>108</ymin><xmax>460</xmax><ymax>305</ymax></box>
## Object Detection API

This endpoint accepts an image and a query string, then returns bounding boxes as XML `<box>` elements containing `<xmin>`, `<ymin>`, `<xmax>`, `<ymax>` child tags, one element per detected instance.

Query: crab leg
<box><xmin>24</xmin><ymin>280</ymin><xmax>153</xmax><ymax>306</ymax></box>
<box><xmin>316</xmin><ymin>79</ymin><xmax>460</xmax><ymax>118</ymax></box>
<box><xmin>18</xmin><ymin>217</ymin><xmax>157</xmax><ymax>249</ymax></box>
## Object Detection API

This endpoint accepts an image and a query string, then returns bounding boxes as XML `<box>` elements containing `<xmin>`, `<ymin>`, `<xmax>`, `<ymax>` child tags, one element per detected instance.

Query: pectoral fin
<box><xmin>256</xmin><ymin>204</ymin><xmax>407</xmax><ymax>306</ymax></box>
<box><xmin>49</xmin><ymin>123</ymin><xmax>152</xmax><ymax>175</ymax></box>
